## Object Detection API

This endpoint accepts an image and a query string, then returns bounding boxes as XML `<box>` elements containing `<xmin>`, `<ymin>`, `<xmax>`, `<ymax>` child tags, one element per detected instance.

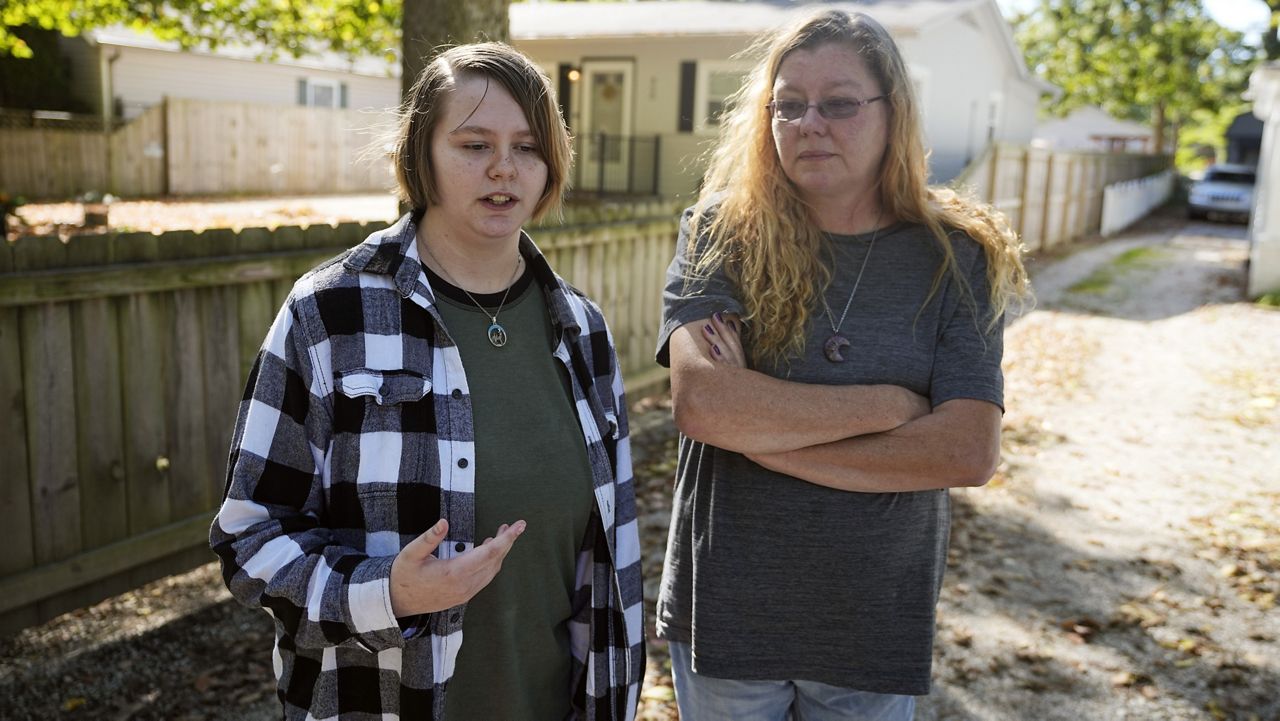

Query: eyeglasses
<box><xmin>767</xmin><ymin>95</ymin><xmax>887</xmax><ymax>122</ymax></box>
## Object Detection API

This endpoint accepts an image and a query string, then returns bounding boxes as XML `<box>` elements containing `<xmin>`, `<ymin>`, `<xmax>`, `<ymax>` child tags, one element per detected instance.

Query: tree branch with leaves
<box><xmin>1012</xmin><ymin>0</ymin><xmax>1256</xmax><ymax>156</ymax></box>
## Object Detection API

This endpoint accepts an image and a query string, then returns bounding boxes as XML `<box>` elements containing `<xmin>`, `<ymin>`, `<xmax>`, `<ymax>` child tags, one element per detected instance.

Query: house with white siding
<box><xmin>1246</xmin><ymin>61</ymin><xmax>1280</xmax><ymax>298</ymax></box>
<box><xmin>511</xmin><ymin>0</ymin><xmax>1055</xmax><ymax>196</ymax></box>
<box><xmin>57</xmin><ymin>26</ymin><xmax>399</xmax><ymax>123</ymax></box>
<box><xmin>1032</xmin><ymin>106</ymin><xmax>1155</xmax><ymax>153</ymax></box>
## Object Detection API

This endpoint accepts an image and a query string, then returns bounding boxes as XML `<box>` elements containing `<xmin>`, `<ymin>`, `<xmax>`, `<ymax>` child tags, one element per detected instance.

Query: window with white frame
<box><xmin>695</xmin><ymin>61</ymin><xmax>751</xmax><ymax>133</ymax></box>
<box><xmin>301</xmin><ymin>78</ymin><xmax>340</xmax><ymax>108</ymax></box>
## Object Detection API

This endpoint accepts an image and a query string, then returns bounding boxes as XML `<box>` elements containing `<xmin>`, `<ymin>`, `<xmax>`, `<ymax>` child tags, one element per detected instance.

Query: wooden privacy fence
<box><xmin>0</xmin><ymin>99</ymin><xmax>395</xmax><ymax>200</ymax></box>
<box><xmin>0</xmin><ymin>199</ymin><xmax>681</xmax><ymax>634</ymax></box>
<box><xmin>953</xmin><ymin>144</ymin><xmax>1171</xmax><ymax>253</ymax></box>
<box><xmin>0</xmin><ymin>106</ymin><xmax>174</xmax><ymax>198</ymax></box>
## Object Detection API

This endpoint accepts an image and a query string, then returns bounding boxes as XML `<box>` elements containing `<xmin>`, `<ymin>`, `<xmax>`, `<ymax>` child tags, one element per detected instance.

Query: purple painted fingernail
<box><xmin>705</xmin><ymin>324</ymin><xmax>715</xmax><ymax>335</ymax></box>
<box><xmin>714</xmin><ymin>311</ymin><xmax>724</xmax><ymax>323</ymax></box>
<box><xmin>713</xmin><ymin>344</ymin><xmax>722</xmax><ymax>356</ymax></box>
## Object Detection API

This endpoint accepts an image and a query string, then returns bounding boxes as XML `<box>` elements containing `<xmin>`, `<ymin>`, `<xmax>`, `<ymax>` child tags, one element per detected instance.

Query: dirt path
<box><xmin>920</xmin><ymin>213</ymin><xmax>1279</xmax><ymax>721</ymax></box>
<box><xmin>0</xmin><ymin>211</ymin><xmax>1275</xmax><ymax>720</ymax></box>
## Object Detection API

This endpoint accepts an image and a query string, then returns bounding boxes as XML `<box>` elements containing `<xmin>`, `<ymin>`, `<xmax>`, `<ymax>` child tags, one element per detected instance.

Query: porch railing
<box><xmin>573</xmin><ymin>133</ymin><xmax>661</xmax><ymax>197</ymax></box>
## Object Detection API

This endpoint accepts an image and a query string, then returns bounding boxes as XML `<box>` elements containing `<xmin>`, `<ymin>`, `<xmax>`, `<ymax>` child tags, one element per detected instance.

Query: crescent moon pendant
<box><xmin>823</xmin><ymin>334</ymin><xmax>850</xmax><ymax>363</ymax></box>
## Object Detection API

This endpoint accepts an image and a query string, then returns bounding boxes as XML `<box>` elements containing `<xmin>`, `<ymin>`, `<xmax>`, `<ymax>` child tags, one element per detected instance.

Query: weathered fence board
<box><xmin>237</xmin><ymin>281</ymin><xmax>278</xmax><ymax>388</ymax></box>
<box><xmin>0</xmin><ymin>128</ymin><xmax>109</xmax><ymax>199</ymax></box>
<box><xmin>168</xmin><ymin>289</ymin><xmax>212</xmax><ymax>520</ymax></box>
<box><xmin>202</xmin><ymin>284</ymin><xmax>242</xmax><ymax>504</ymax></box>
<box><xmin>0</xmin><ymin>512</ymin><xmax>214</xmax><ymax>615</ymax></box>
<box><xmin>110</xmin><ymin>104</ymin><xmax>166</xmax><ymax>197</ymax></box>
<box><xmin>121</xmin><ymin>293</ymin><xmax>173</xmax><ymax>536</ymax></box>
<box><xmin>1</xmin><ymin>99</ymin><xmax>395</xmax><ymax>199</ymax></box>
<box><xmin>0</xmin><ymin>306</ymin><xmax>36</xmax><ymax>631</ymax></box>
<box><xmin>21</xmin><ymin>303</ymin><xmax>82</xmax><ymax>565</ymax></box>
<box><xmin>71</xmin><ymin>298</ymin><xmax>127</xmax><ymax>550</ymax></box>
<box><xmin>165</xmin><ymin>99</ymin><xmax>394</xmax><ymax>196</ymax></box>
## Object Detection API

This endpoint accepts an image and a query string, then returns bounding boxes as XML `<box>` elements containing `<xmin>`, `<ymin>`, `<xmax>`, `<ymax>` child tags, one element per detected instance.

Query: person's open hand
<box><xmin>389</xmin><ymin>518</ymin><xmax>525</xmax><ymax>617</ymax></box>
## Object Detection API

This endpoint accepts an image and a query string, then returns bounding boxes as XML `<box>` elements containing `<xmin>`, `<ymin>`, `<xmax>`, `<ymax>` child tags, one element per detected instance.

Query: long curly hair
<box><xmin>690</xmin><ymin>9</ymin><xmax>1030</xmax><ymax>365</ymax></box>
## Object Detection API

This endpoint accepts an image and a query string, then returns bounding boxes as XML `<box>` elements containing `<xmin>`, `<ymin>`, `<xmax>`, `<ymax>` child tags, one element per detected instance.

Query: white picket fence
<box><xmin>1100</xmin><ymin>170</ymin><xmax>1175</xmax><ymax>237</ymax></box>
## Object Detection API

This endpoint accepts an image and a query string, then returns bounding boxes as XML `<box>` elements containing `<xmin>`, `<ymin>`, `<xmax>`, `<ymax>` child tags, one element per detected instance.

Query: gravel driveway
<box><xmin>1</xmin><ymin>209</ymin><xmax>1275</xmax><ymax>720</ymax></box>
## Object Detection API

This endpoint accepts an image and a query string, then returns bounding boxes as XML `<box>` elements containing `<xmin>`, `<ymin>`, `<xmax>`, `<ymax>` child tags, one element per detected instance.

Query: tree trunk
<box><xmin>1266</xmin><ymin>3</ymin><xmax>1280</xmax><ymax>61</ymax></box>
<box><xmin>1152</xmin><ymin>100</ymin><xmax>1166</xmax><ymax>157</ymax></box>
<box><xmin>401</xmin><ymin>0</ymin><xmax>511</xmax><ymax>99</ymax></box>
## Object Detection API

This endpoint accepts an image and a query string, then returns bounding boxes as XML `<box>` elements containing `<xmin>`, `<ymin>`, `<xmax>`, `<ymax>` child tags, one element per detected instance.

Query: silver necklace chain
<box><xmin>422</xmin><ymin>242</ymin><xmax>523</xmax><ymax>348</ymax></box>
<box><xmin>821</xmin><ymin>214</ymin><xmax>882</xmax><ymax>334</ymax></box>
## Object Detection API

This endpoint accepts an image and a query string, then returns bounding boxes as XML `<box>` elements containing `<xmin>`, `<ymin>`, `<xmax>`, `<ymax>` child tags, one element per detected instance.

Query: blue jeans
<box><xmin>668</xmin><ymin>642</ymin><xmax>917</xmax><ymax>721</ymax></box>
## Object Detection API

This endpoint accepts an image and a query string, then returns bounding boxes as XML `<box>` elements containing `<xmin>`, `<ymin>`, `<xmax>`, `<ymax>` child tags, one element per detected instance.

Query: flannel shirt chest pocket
<box><xmin>328</xmin><ymin>368</ymin><xmax>440</xmax><ymax>541</ymax></box>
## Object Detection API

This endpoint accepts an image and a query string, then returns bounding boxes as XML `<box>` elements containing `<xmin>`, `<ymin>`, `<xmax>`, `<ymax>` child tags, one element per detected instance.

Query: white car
<box><xmin>1188</xmin><ymin>164</ymin><xmax>1256</xmax><ymax>221</ymax></box>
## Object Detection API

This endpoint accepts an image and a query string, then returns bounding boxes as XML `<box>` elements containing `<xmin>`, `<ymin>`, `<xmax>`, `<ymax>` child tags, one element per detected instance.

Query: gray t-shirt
<box><xmin>654</xmin><ymin>207</ymin><xmax>1004</xmax><ymax>695</ymax></box>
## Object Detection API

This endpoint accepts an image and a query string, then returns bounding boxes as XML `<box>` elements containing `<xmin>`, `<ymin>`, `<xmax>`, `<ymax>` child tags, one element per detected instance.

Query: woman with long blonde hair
<box><xmin>655</xmin><ymin>9</ymin><xmax>1028</xmax><ymax>719</ymax></box>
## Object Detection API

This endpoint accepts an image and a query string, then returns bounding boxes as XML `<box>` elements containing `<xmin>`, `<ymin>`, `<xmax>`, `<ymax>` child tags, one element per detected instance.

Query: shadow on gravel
<box><xmin>0</xmin><ymin>597</ymin><xmax>276</xmax><ymax>721</ymax></box>
<box><xmin>932</xmin><ymin>492</ymin><xmax>1279</xmax><ymax>720</ymax></box>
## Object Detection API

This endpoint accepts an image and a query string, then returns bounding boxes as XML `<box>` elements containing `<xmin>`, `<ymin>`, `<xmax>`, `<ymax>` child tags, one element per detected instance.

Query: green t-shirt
<box><xmin>426</xmin><ymin>262</ymin><xmax>594</xmax><ymax>721</ymax></box>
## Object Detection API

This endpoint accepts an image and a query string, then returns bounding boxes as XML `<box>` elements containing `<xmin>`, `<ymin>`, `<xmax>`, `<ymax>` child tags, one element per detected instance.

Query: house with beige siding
<box><xmin>510</xmin><ymin>0</ymin><xmax>1055</xmax><ymax>197</ymax></box>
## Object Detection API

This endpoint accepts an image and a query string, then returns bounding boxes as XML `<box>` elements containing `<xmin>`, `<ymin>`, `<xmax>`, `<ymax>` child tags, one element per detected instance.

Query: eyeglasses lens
<box><xmin>771</xmin><ymin>99</ymin><xmax>867</xmax><ymax>121</ymax></box>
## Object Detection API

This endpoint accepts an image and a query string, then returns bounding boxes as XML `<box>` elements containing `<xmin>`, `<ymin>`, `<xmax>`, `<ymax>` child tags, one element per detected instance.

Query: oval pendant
<box><xmin>487</xmin><ymin>323</ymin><xmax>508</xmax><ymax>348</ymax></box>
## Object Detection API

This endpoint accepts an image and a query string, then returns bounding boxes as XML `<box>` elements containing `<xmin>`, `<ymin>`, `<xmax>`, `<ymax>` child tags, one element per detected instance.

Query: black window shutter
<box><xmin>340</xmin><ymin>82</ymin><xmax>349</xmax><ymax>109</ymax></box>
<box><xmin>678</xmin><ymin>61</ymin><xmax>696</xmax><ymax>133</ymax></box>
<box><xmin>297</xmin><ymin>78</ymin><xmax>308</xmax><ymax>106</ymax></box>
<box><xmin>557</xmin><ymin>64</ymin><xmax>573</xmax><ymax>131</ymax></box>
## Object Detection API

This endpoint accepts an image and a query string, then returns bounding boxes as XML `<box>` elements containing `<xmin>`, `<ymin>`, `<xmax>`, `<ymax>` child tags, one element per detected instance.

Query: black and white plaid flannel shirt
<box><xmin>211</xmin><ymin>213</ymin><xmax>643</xmax><ymax>720</ymax></box>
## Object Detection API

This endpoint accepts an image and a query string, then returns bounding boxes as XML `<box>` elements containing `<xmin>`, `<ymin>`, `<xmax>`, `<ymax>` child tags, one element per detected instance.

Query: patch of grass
<box><xmin>1066</xmin><ymin>245</ymin><xmax>1164</xmax><ymax>295</ymax></box>
<box><xmin>1256</xmin><ymin>292</ymin><xmax>1280</xmax><ymax>310</ymax></box>
<box><xmin>1068</xmin><ymin>270</ymin><xmax>1114</xmax><ymax>294</ymax></box>
<box><xmin>1112</xmin><ymin>246</ymin><xmax>1162</xmax><ymax>267</ymax></box>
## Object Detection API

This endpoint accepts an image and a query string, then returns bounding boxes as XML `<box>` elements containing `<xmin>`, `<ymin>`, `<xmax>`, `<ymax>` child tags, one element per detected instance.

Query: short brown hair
<box><xmin>393</xmin><ymin>42</ymin><xmax>571</xmax><ymax>221</ymax></box>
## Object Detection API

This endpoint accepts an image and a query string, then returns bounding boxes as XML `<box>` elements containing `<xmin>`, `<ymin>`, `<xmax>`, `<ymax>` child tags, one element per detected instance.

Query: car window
<box><xmin>1203</xmin><ymin>169</ymin><xmax>1256</xmax><ymax>185</ymax></box>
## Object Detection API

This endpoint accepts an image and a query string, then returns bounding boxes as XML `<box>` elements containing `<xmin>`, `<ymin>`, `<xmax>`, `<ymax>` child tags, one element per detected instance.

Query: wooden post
<box><xmin>986</xmin><ymin>144</ymin><xmax>1000</xmax><ymax>206</ymax></box>
<box><xmin>1039</xmin><ymin>153</ymin><xmax>1055</xmax><ymax>250</ymax></box>
<box><xmin>1058</xmin><ymin>156</ymin><xmax>1076</xmax><ymax>247</ymax></box>
<box><xmin>597</xmin><ymin>133</ymin><xmax>607</xmax><ymax>195</ymax></box>
<box><xmin>103</xmin><ymin>113</ymin><xmax>114</xmax><ymax>196</ymax></box>
<box><xmin>1017</xmin><ymin>148</ymin><xmax>1033</xmax><ymax>246</ymax></box>
<box><xmin>161</xmin><ymin>96</ymin><xmax>171</xmax><ymax>196</ymax></box>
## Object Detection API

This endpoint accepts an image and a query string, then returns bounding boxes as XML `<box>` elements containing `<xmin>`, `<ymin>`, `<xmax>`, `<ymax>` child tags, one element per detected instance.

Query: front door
<box><xmin>579</xmin><ymin>60</ymin><xmax>633</xmax><ymax>193</ymax></box>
